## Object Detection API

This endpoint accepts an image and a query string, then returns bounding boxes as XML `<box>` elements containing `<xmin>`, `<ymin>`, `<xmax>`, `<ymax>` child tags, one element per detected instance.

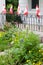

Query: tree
<box><xmin>6</xmin><ymin>0</ymin><xmax>18</xmax><ymax>11</ymax></box>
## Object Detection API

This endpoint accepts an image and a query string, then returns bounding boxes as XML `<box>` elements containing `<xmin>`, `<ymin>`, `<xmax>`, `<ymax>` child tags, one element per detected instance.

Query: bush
<box><xmin>0</xmin><ymin>32</ymin><xmax>12</xmax><ymax>51</ymax></box>
<box><xmin>0</xmin><ymin>28</ymin><xmax>43</xmax><ymax>65</ymax></box>
<box><xmin>6</xmin><ymin>13</ymin><xmax>22</xmax><ymax>23</ymax></box>
<box><xmin>6</xmin><ymin>14</ymin><xmax>14</xmax><ymax>22</ymax></box>
<box><xmin>0</xmin><ymin>26</ymin><xmax>17</xmax><ymax>51</ymax></box>
<box><xmin>12</xmin><ymin>32</ymin><xmax>43</xmax><ymax>64</ymax></box>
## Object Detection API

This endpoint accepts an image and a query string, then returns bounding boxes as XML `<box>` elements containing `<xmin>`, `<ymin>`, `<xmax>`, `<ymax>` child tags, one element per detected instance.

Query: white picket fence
<box><xmin>15</xmin><ymin>14</ymin><xmax>43</xmax><ymax>43</ymax></box>
<box><xmin>15</xmin><ymin>23</ymin><xmax>43</xmax><ymax>43</ymax></box>
<box><xmin>19</xmin><ymin>14</ymin><xmax>43</xmax><ymax>32</ymax></box>
<box><xmin>16</xmin><ymin>23</ymin><xmax>43</xmax><ymax>32</ymax></box>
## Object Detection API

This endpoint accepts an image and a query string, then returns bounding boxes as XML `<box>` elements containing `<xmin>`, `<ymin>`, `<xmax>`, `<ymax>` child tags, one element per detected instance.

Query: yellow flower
<box><xmin>33</xmin><ymin>63</ymin><xmax>35</xmax><ymax>65</ymax></box>
<box><xmin>39</xmin><ymin>61</ymin><xmax>42</xmax><ymax>65</ymax></box>
<box><xmin>29</xmin><ymin>51</ymin><xmax>31</xmax><ymax>53</ymax></box>
<box><xmin>42</xmin><ymin>53</ymin><xmax>43</xmax><ymax>55</ymax></box>
<box><xmin>39</xmin><ymin>49</ymin><xmax>43</xmax><ymax>54</ymax></box>
<box><xmin>0</xmin><ymin>33</ymin><xmax>1</xmax><ymax>37</ymax></box>
<box><xmin>26</xmin><ymin>60</ymin><xmax>30</xmax><ymax>62</ymax></box>
<box><xmin>0</xmin><ymin>32</ymin><xmax>5</xmax><ymax>37</ymax></box>
<box><xmin>36</xmin><ymin>61</ymin><xmax>42</xmax><ymax>65</ymax></box>
<box><xmin>39</xmin><ymin>50</ymin><xmax>41</xmax><ymax>52</ymax></box>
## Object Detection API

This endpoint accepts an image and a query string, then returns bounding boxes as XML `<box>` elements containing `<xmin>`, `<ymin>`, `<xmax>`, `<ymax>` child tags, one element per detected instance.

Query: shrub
<box><xmin>0</xmin><ymin>28</ymin><xmax>43</xmax><ymax>65</ymax></box>
<box><xmin>6</xmin><ymin>13</ymin><xmax>22</xmax><ymax>23</ymax></box>
<box><xmin>12</xmin><ymin>32</ymin><xmax>43</xmax><ymax>64</ymax></box>
<box><xmin>0</xmin><ymin>32</ymin><xmax>12</xmax><ymax>51</ymax></box>
<box><xmin>0</xmin><ymin>26</ymin><xmax>20</xmax><ymax>51</ymax></box>
<box><xmin>6</xmin><ymin>14</ymin><xmax>14</xmax><ymax>22</ymax></box>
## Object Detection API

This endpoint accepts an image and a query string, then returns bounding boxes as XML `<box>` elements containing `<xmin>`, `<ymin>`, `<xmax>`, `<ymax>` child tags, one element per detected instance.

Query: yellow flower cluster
<box><xmin>33</xmin><ymin>63</ymin><xmax>35</xmax><ymax>65</ymax></box>
<box><xmin>39</xmin><ymin>49</ymin><xmax>43</xmax><ymax>55</ymax></box>
<box><xmin>35</xmin><ymin>61</ymin><xmax>42</xmax><ymax>65</ymax></box>
<box><xmin>26</xmin><ymin>60</ymin><xmax>42</xmax><ymax>65</ymax></box>
<box><xmin>26</xmin><ymin>60</ymin><xmax>30</xmax><ymax>62</ymax></box>
<box><xmin>33</xmin><ymin>61</ymin><xmax>42</xmax><ymax>65</ymax></box>
<box><xmin>0</xmin><ymin>33</ymin><xmax>1</xmax><ymax>37</ymax></box>
<box><xmin>0</xmin><ymin>32</ymin><xmax>5</xmax><ymax>37</ymax></box>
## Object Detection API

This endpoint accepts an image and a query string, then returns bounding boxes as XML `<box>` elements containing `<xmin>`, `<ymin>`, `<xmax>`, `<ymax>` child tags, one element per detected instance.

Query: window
<box><xmin>32</xmin><ymin>0</ymin><xmax>39</xmax><ymax>9</ymax></box>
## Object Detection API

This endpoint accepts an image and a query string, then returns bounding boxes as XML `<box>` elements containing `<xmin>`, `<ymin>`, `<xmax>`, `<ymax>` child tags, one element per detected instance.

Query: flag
<box><xmin>2</xmin><ymin>8</ymin><xmax>6</xmax><ymax>14</ymax></box>
<box><xmin>17</xmin><ymin>5</ymin><xmax>21</xmax><ymax>15</ymax></box>
<box><xmin>2</xmin><ymin>4</ymin><xmax>6</xmax><ymax>14</ymax></box>
<box><xmin>36</xmin><ymin>5</ymin><xmax>40</xmax><ymax>18</ymax></box>
<box><xmin>10</xmin><ymin>5</ymin><xmax>13</xmax><ymax>14</ymax></box>
<box><xmin>24</xmin><ymin>5</ymin><xmax>28</xmax><ymax>15</ymax></box>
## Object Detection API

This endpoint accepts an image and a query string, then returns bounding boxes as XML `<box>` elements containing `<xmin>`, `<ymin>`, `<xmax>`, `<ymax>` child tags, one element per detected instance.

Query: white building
<box><xmin>0</xmin><ymin>0</ymin><xmax>6</xmax><ymax>29</ymax></box>
<box><xmin>19</xmin><ymin>0</ymin><xmax>43</xmax><ymax>32</ymax></box>
<box><xmin>19</xmin><ymin>0</ymin><xmax>43</xmax><ymax>14</ymax></box>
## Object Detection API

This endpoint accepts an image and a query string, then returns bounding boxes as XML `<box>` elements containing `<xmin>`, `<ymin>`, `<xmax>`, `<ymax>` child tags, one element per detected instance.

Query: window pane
<box><xmin>32</xmin><ymin>0</ymin><xmax>39</xmax><ymax>9</ymax></box>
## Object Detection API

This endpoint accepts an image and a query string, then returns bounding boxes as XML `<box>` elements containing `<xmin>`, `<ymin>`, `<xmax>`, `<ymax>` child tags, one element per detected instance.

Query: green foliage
<box><xmin>0</xmin><ymin>32</ymin><xmax>12</xmax><ymax>51</ymax></box>
<box><xmin>6</xmin><ymin>13</ymin><xmax>22</xmax><ymax>23</ymax></box>
<box><xmin>6</xmin><ymin>0</ymin><xmax>18</xmax><ymax>11</ymax></box>
<box><xmin>7</xmin><ymin>4</ymin><xmax>12</xmax><ymax>11</ymax></box>
<box><xmin>0</xmin><ymin>25</ymin><xmax>16</xmax><ymax>51</ymax></box>
<box><xmin>0</xmin><ymin>27</ymin><xmax>43</xmax><ymax>65</ymax></box>
<box><xmin>6</xmin><ymin>14</ymin><xmax>14</xmax><ymax>22</ymax></box>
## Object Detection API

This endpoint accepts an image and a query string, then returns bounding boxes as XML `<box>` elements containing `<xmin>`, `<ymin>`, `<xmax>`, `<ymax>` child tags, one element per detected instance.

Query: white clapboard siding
<box><xmin>0</xmin><ymin>0</ymin><xmax>6</xmax><ymax>29</ymax></box>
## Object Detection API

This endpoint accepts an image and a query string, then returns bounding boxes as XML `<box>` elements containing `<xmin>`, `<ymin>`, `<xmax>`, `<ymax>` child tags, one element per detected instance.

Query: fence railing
<box><xmin>16</xmin><ymin>14</ymin><xmax>43</xmax><ymax>32</ymax></box>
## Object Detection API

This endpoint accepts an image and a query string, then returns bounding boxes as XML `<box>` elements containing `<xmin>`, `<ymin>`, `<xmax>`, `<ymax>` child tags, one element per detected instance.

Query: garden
<box><xmin>0</xmin><ymin>0</ymin><xmax>43</xmax><ymax>65</ymax></box>
<box><xmin>0</xmin><ymin>23</ymin><xmax>43</xmax><ymax>65</ymax></box>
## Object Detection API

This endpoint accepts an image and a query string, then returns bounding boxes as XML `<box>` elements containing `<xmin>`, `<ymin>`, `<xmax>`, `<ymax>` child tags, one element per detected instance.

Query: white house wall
<box><xmin>39</xmin><ymin>0</ymin><xmax>43</xmax><ymax>15</ymax></box>
<box><xmin>19</xmin><ymin>0</ymin><xmax>43</xmax><ymax>15</ymax></box>
<box><xmin>19</xmin><ymin>0</ymin><xmax>29</xmax><ymax>12</ymax></box>
<box><xmin>28</xmin><ymin>0</ymin><xmax>31</xmax><ymax>10</ymax></box>
<box><xmin>0</xmin><ymin>0</ymin><xmax>6</xmax><ymax>29</ymax></box>
<box><xmin>0</xmin><ymin>0</ymin><xmax>5</xmax><ymax>13</ymax></box>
